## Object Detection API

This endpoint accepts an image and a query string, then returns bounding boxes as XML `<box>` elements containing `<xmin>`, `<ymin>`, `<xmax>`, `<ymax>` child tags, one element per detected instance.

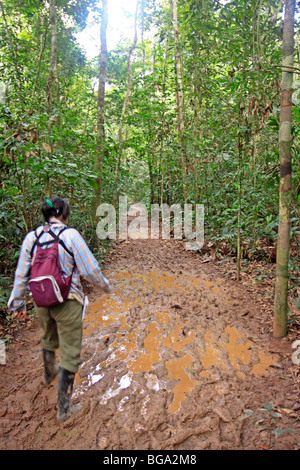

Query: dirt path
<box><xmin>0</xmin><ymin>236</ymin><xmax>299</xmax><ymax>450</ymax></box>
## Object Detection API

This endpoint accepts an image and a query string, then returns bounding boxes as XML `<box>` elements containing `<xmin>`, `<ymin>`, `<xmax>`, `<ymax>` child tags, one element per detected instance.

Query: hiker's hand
<box><xmin>103</xmin><ymin>279</ymin><xmax>112</xmax><ymax>294</ymax></box>
<box><xmin>104</xmin><ymin>284</ymin><xmax>112</xmax><ymax>294</ymax></box>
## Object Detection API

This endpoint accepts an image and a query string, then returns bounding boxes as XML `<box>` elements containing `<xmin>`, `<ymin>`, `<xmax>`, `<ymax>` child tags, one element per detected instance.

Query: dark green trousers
<box><xmin>36</xmin><ymin>299</ymin><xmax>83</xmax><ymax>373</ymax></box>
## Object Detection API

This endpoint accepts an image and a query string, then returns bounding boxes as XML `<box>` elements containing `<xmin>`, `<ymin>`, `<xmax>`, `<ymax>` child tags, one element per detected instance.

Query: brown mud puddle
<box><xmin>0</xmin><ymin>238</ymin><xmax>299</xmax><ymax>450</ymax></box>
<box><xmin>75</xmin><ymin>270</ymin><xmax>276</xmax><ymax>416</ymax></box>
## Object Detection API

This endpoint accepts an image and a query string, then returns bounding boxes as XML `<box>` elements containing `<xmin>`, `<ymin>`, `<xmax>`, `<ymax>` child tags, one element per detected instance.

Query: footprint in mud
<box><xmin>75</xmin><ymin>270</ymin><xmax>277</xmax><ymax>415</ymax></box>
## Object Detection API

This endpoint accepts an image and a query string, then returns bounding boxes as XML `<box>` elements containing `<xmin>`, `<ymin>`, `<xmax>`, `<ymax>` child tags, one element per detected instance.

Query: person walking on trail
<box><xmin>7</xmin><ymin>197</ymin><xmax>112</xmax><ymax>422</ymax></box>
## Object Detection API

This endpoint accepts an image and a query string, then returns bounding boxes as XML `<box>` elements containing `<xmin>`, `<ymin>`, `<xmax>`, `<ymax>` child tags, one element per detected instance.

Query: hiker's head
<box><xmin>41</xmin><ymin>197</ymin><xmax>70</xmax><ymax>223</ymax></box>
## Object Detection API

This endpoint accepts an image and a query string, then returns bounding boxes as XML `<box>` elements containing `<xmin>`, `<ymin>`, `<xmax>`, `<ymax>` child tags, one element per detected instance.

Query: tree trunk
<box><xmin>273</xmin><ymin>0</ymin><xmax>295</xmax><ymax>337</ymax></box>
<box><xmin>46</xmin><ymin>0</ymin><xmax>57</xmax><ymax>123</ymax></box>
<box><xmin>192</xmin><ymin>77</ymin><xmax>201</xmax><ymax>205</ymax></box>
<box><xmin>172</xmin><ymin>0</ymin><xmax>187</xmax><ymax>202</ymax></box>
<box><xmin>112</xmin><ymin>1</ymin><xmax>138</xmax><ymax>206</ymax></box>
<box><xmin>147</xmin><ymin>154</ymin><xmax>155</xmax><ymax>204</ymax></box>
<box><xmin>237</xmin><ymin>120</ymin><xmax>242</xmax><ymax>282</ymax></box>
<box><xmin>150</xmin><ymin>40</ymin><xmax>158</xmax><ymax>203</ymax></box>
<box><xmin>159</xmin><ymin>23</ymin><xmax>171</xmax><ymax>206</ymax></box>
<box><xmin>32</xmin><ymin>23</ymin><xmax>48</xmax><ymax>105</ymax></box>
<box><xmin>0</xmin><ymin>1</ymin><xmax>23</xmax><ymax>101</ymax></box>
<box><xmin>45</xmin><ymin>0</ymin><xmax>58</xmax><ymax>195</ymax></box>
<box><xmin>92</xmin><ymin>0</ymin><xmax>108</xmax><ymax>220</ymax></box>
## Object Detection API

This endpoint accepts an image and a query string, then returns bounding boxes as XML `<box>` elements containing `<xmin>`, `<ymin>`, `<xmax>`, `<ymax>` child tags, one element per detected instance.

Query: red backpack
<box><xmin>29</xmin><ymin>225</ymin><xmax>74</xmax><ymax>308</ymax></box>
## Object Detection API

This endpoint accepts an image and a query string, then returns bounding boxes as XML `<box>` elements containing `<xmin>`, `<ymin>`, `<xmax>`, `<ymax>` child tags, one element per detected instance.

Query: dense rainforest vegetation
<box><xmin>0</xmin><ymin>1</ymin><xmax>299</xmax><ymax>335</ymax></box>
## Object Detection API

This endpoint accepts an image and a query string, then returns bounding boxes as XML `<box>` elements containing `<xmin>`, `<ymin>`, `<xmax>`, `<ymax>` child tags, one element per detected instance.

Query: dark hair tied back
<box><xmin>41</xmin><ymin>196</ymin><xmax>70</xmax><ymax>222</ymax></box>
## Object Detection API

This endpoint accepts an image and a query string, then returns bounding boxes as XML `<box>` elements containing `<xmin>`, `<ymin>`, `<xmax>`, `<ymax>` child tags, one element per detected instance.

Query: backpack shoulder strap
<box><xmin>30</xmin><ymin>225</ymin><xmax>74</xmax><ymax>258</ymax></box>
<box><xmin>56</xmin><ymin>227</ymin><xmax>74</xmax><ymax>258</ymax></box>
<box><xmin>30</xmin><ymin>227</ymin><xmax>44</xmax><ymax>257</ymax></box>
<box><xmin>45</xmin><ymin>227</ymin><xmax>74</xmax><ymax>259</ymax></box>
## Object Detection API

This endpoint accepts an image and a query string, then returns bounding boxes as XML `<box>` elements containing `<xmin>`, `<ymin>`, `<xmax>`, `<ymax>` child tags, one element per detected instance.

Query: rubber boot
<box><xmin>42</xmin><ymin>348</ymin><xmax>59</xmax><ymax>385</ymax></box>
<box><xmin>57</xmin><ymin>367</ymin><xmax>81</xmax><ymax>422</ymax></box>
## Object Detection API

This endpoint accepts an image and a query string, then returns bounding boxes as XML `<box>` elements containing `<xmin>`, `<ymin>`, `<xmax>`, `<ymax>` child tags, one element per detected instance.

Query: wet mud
<box><xmin>0</xmin><ymin>237</ymin><xmax>299</xmax><ymax>450</ymax></box>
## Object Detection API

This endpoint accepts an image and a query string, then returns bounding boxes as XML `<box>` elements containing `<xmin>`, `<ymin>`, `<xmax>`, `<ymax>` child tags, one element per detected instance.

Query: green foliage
<box><xmin>242</xmin><ymin>401</ymin><xmax>297</xmax><ymax>441</ymax></box>
<box><xmin>0</xmin><ymin>276</ymin><xmax>13</xmax><ymax>309</ymax></box>
<box><xmin>0</xmin><ymin>0</ymin><xmax>299</xmax><ymax>284</ymax></box>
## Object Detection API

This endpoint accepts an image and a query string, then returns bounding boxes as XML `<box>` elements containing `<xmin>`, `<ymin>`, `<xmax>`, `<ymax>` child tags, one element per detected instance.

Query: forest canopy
<box><xmin>0</xmin><ymin>0</ymin><xmax>299</xmax><ymax>333</ymax></box>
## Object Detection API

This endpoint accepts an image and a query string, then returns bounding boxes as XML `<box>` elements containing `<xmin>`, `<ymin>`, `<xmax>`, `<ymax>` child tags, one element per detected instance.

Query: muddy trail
<box><xmin>1</xmin><ymin>235</ymin><xmax>299</xmax><ymax>451</ymax></box>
